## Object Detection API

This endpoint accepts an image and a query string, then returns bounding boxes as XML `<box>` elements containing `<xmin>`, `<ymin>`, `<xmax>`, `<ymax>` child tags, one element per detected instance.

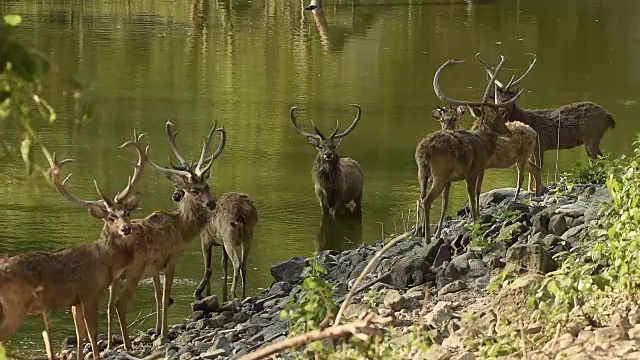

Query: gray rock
<box><xmin>628</xmin><ymin>324</ymin><xmax>640</xmax><ymax>340</ymax></box>
<box><xmin>451</xmin><ymin>256</ymin><xmax>469</xmax><ymax>274</ymax></box>
<box><xmin>438</xmin><ymin>280</ymin><xmax>466</xmax><ymax>296</ymax></box>
<box><xmin>189</xmin><ymin>310</ymin><xmax>205</xmax><ymax>322</ymax></box>
<box><xmin>233</xmin><ymin>312</ymin><xmax>251</xmax><ymax>324</ymax></box>
<box><xmin>498</xmin><ymin>222</ymin><xmax>527</xmax><ymax>246</ymax></box>
<box><xmin>562</xmin><ymin>224</ymin><xmax>587</xmax><ymax>242</ymax></box>
<box><xmin>433</xmin><ymin>244</ymin><xmax>452</xmax><ymax>268</ymax></box>
<box><xmin>424</xmin><ymin>343</ymin><xmax>452</xmax><ymax>360</ymax></box>
<box><xmin>468</xmin><ymin>259</ymin><xmax>486</xmax><ymax>272</ymax></box>
<box><xmin>594</xmin><ymin>326</ymin><xmax>626</xmax><ymax>345</ymax></box>
<box><xmin>269</xmin><ymin>281</ymin><xmax>293</xmax><ymax>295</ymax></box>
<box><xmin>383</xmin><ymin>290</ymin><xmax>406</xmax><ymax>311</ymax></box>
<box><xmin>405</xmin><ymin>286</ymin><xmax>427</xmax><ymax>301</ymax></box>
<box><xmin>453</xmin><ymin>352</ymin><xmax>475</xmax><ymax>360</ymax></box>
<box><xmin>425</xmin><ymin>301</ymin><xmax>452</xmax><ymax>329</ymax></box>
<box><xmin>506</xmin><ymin>244</ymin><xmax>557</xmax><ymax>274</ymax></box>
<box><xmin>270</xmin><ymin>257</ymin><xmax>307</xmax><ymax>283</ymax></box>
<box><xmin>211</xmin><ymin>337</ymin><xmax>234</xmax><ymax>355</ymax></box>
<box><xmin>528</xmin><ymin>231</ymin><xmax>545</xmax><ymax>245</ymax></box>
<box><xmin>543</xmin><ymin>234</ymin><xmax>562</xmax><ymax>248</ymax></box>
<box><xmin>479</xmin><ymin>188</ymin><xmax>532</xmax><ymax>208</ymax></box>
<box><xmin>556</xmin><ymin>201</ymin><xmax>589</xmax><ymax>217</ymax></box>
<box><xmin>191</xmin><ymin>295</ymin><xmax>220</xmax><ymax>314</ymax></box>
<box><xmin>436</xmin><ymin>261</ymin><xmax>461</xmax><ymax>289</ymax></box>
<box><xmin>549</xmin><ymin>214</ymin><xmax>568</xmax><ymax>236</ymax></box>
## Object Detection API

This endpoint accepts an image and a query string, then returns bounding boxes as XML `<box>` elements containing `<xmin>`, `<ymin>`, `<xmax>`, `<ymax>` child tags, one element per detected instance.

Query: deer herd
<box><xmin>0</xmin><ymin>53</ymin><xmax>616</xmax><ymax>359</ymax></box>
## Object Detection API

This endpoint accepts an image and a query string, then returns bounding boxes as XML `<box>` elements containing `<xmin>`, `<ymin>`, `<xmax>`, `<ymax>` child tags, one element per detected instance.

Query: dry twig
<box><xmin>238</xmin><ymin>313</ymin><xmax>393</xmax><ymax>360</ymax></box>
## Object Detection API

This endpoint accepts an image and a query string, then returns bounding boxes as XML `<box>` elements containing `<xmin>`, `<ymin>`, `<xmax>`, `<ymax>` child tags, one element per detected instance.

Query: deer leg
<box><xmin>229</xmin><ymin>248</ymin><xmax>242</xmax><ymax>300</ymax></box>
<box><xmin>417</xmin><ymin>164</ymin><xmax>430</xmax><ymax>237</ymax></box>
<box><xmin>354</xmin><ymin>191</ymin><xmax>362</xmax><ymax>210</ymax></box>
<box><xmin>41</xmin><ymin>311</ymin><xmax>54</xmax><ymax>360</ymax></box>
<box><xmin>115</xmin><ymin>267</ymin><xmax>143</xmax><ymax>351</ymax></box>
<box><xmin>527</xmin><ymin>160</ymin><xmax>543</xmax><ymax>197</ymax></box>
<box><xmin>71</xmin><ymin>305</ymin><xmax>85</xmax><ymax>360</ymax></box>
<box><xmin>515</xmin><ymin>160</ymin><xmax>526</xmax><ymax>201</ymax></box>
<box><xmin>434</xmin><ymin>182</ymin><xmax>451</xmax><ymax>238</ymax></box>
<box><xmin>81</xmin><ymin>301</ymin><xmax>100</xmax><ymax>360</ymax></box>
<box><xmin>106</xmin><ymin>278</ymin><xmax>120</xmax><ymax>350</ymax></box>
<box><xmin>584</xmin><ymin>139</ymin><xmax>603</xmax><ymax>159</ymax></box>
<box><xmin>466</xmin><ymin>176</ymin><xmax>479</xmax><ymax>220</ymax></box>
<box><xmin>194</xmin><ymin>240</ymin><xmax>213</xmax><ymax>301</ymax></box>
<box><xmin>241</xmin><ymin>244</ymin><xmax>249</xmax><ymax>299</ymax></box>
<box><xmin>152</xmin><ymin>275</ymin><xmax>162</xmax><ymax>335</ymax></box>
<box><xmin>0</xmin><ymin>307</ymin><xmax>27</xmax><ymax>342</ymax></box>
<box><xmin>222</xmin><ymin>247</ymin><xmax>229</xmax><ymax>302</ymax></box>
<box><xmin>154</xmin><ymin>262</ymin><xmax>176</xmax><ymax>346</ymax></box>
<box><xmin>529</xmin><ymin>143</ymin><xmax>542</xmax><ymax>191</ymax></box>
<box><xmin>422</xmin><ymin>176</ymin><xmax>447</xmax><ymax>242</ymax></box>
<box><xmin>475</xmin><ymin>172</ymin><xmax>485</xmax><ymax>214</ymax></box>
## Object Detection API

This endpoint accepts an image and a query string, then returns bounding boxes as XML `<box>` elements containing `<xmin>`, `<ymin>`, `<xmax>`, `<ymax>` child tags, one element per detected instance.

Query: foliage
<box><xmin>0</xmin><ymin>344</ymin><xmax>6</xmax><ymax>360</ymax></box>
<box><xmin>0</xmin><ymin>13</ymin><xmax>91</xmax><ymax>179</ymax></box>
<box><xmin>567</xmin><ymin>156</ymin><xmax>616</xmax><ymax>185</ymax></box>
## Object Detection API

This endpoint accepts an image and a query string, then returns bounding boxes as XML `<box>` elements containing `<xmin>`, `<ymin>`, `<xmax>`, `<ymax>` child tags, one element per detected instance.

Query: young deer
<box><xmin>475</xmin><ymin>53</ymin><xmax>616</xmax><ymax>185</ymax></box>
<box><xmin>290</xmin><ymin>104</ymin><xmax>364</xmax><ymax>215</ymax></box>
<box><xmin>194</xmin><ymin>192</ymin><xmax>258</xmax><ymax>301</ymax></box>
<box><xmin>432</xmin><ymin>105</ymin><xmax>542</xmax><ymax>198</ymax></box>
<box><xmin>416</xmin><ymin>56</ymin><xmax>523</xmax><ymax>241</ymax></box>
<box><xmin>106</xmin><ymin>122</ymin><xmax>224</xmax><ymax>349</ymax></box>
<box><xmin>0</xmin><ymin>141</ymin><xmax>143</xmax><ymax>360</ymax></box>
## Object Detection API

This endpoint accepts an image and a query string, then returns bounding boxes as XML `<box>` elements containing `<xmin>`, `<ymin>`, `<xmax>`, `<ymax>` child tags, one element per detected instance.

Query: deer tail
<box><xmin>606</xmin><ymin>112</ymin><xmax>616</xmax><ymax>129</ymax></box>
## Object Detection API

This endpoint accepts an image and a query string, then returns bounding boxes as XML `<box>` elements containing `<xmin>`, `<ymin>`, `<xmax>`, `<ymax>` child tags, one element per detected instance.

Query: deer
<box><xmin>106</xmin><ymin>121</ymin><xmax>224</xmax><ymax>350</ymax></box>
<box><xmin>416</xmin><ymin>56</ymin><xmax>524</xmax><ymax>242</ymax></box>
<box><xmin>193</xmin><ymin>192</ymin><xmax>258</xmax><ymax>302</ymax></box>
<box><xmin>290</xmin><ymin>104</ymin><xmax>364</xmax><ymax>215</ymax></box>
<box><xmin>431</xmin><ymin>103</ymin><xmax>543</xmax><ymax>199</ymax></box>
<box><xmin>475</xmin><ymin>53</ymin><xmax>616</xmax><ymax>187</ymax></box>
<box><xmin>0</xmin><ymin>138</ymin><xmax>144</xmax><ymax>360</ymax></box>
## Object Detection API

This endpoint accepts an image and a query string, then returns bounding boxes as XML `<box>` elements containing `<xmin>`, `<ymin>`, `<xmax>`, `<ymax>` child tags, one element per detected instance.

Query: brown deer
<box><xmin>106</xmin><ymin>122</ymin><xmax>224</xmax><ymax>350</ymax></box>
<box><xmin>432</xmin><ymin>105</ymin><xmax>543</xmax><ymax>198</ymax></box>
<box><xmin>416</xmin><ymin>56</ymin><xmax>523</xmax><ymax>241</ymax></box>
<box><xmin>475</xmin><ymin>53</ymin><xmax>616</xmax><ymax>185</ymax></box>
<box><xmin>0</xmin><ymin>139</ymin><xmax>144</xmax><ymax>360</ymax></box>
<box><xmin>194</xmin><ymin>192</ymin><xmax>258</xmax><ymax>301</ymax></box>
<box><xmin>290</xmin><ymin>104</ymin><xmax>364</xmax><ymax>215</ymax></box>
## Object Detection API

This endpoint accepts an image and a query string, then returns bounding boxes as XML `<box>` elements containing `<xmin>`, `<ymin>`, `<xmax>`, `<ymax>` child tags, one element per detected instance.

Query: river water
<box><xmin>0</xmin><ymin>0</ymin><xmax>637</xmax><ymax>355</ymax></box>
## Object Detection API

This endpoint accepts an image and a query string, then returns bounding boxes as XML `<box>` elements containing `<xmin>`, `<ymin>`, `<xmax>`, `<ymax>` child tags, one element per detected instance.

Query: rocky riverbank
<box><xmin>70</xmin><ymin>181</ymin><xmax>627</xmax><ymax>360</ymax></box>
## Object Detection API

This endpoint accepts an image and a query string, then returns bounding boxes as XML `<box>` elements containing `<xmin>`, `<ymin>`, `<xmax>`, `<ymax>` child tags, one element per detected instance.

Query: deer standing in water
<box><xmin>475</xmin><ymin>53</ymin><xmax>616</xmax><ymax>186</ymax></box>
<box><xmin>0</xmin><ymin>139</ymin><xmax>144</xmax><ymax>360</ymax></box>
<box><xmin>106</xmin><ymin>122</ymin><xmax>223</xmax><ymax>349</ymax></box>
<box><xmin>194</xmin><ymin>192</ymin><xmax>258</xmax><ymax>301</ymax></box>
<box><xmin>290</xmin><ymin>104</ymin><xmax>364</xmax><ymax>215</ymax></box>
<box><xmin>416</xmin><ymin>56</ymin><xmax>523</xmax><ymax>241</ymax></box>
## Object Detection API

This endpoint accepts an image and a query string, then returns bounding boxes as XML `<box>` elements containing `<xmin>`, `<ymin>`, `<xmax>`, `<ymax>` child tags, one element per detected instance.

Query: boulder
<box><xmin>549</xmin><ymin>214</ymin><xmax>568</xmax><ymax>236</ymax></box>
<box><xmin>506</xmin><ymin>244</ymin><xmax>557</xmax><ymax>274</ymax></box>
<box><xmin>270</xmin><ymin>257</ymin><xmax>307</xmax><ymax>283</ymax></box>
<box><xmin>191</xmin><ymin>295</ymin><xmax>219</xmax><ymax>314</ymax></box>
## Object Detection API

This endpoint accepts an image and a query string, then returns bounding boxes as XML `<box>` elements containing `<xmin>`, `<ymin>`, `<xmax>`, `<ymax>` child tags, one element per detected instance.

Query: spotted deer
<box><xmin>106</xmin><ymin>122</ymin><xmax>224</xmax><ymax>349</ymax></box>
<box><xmin>290</xmin><ymin>104</ymin><xmax>364</xmax><ymax>215</ymax></box>
<box><xmin>416</xmin><ymin>56</ymin><xmax>523</xmax><ymax>241</ymax></box>
<box><xmin>0</xmin><ymin>140</ymin><xmax>144</xmax><ymax>360</ymax></box>
<box><xmin>194</xmin><ymin>192</ymin><xmax>258</xmax><ymax>301</ymax></box>
<box><xmin>475</xmin><ymin>53</ymin><xmax>616</xmax><ymax>186</ymax></box>
<box><xmin>431</xmin><ymin>104</ymin><xmax>542</xmax><ymax>198</ymax></box>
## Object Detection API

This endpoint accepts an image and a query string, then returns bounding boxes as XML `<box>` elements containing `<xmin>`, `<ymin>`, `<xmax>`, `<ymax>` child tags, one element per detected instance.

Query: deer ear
<box><xmin>468</xmin><ymin>106</ymin><xmax>482</xmax><ymax>118</ymax></box>
<box><xmin>456</xmin><ymin>106</ymin><xmax>466</xmax><ymax>116</ymax></box>
<box><xmin>307</xmin><ymin>137</ymin><xmax>320</xmax><ymax>147</ymax></box>
<box><xmin>87</xmin><ymin>204</ymin><xmax>107</xmax><ymax>219</ymax></box>
<box><xmin>165</xmin><ymin>173</ymin><xmax>190</xmax><ymax>189</ymax></box>
<box><xmin>122</xmin><ymin>192</ymin><xmax>141</xmax><ymax>211</ymax></box>
<box><xmin>431</xmin><ymin>109</ymin><xmax>443</xmax><ymax>120</ymax></box>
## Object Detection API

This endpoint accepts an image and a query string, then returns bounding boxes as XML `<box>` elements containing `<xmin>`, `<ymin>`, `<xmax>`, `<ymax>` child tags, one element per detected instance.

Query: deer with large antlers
<box><xmin>290</xmin><ymin>104</ymin><xmax>364</xmax><ymax>215</ymax></box>
<box><xmin>106</xmin><ymin>121</ymin><xmax>224</xmax><ymax>349</ymax></box>
<box><xmin>0</xmin><ymin>139</ymin><xmax>144</xmax><ymax>360</ymax></box>
<box><xmin>431</xmin><ymin>104</ymin><xmax>543</xmax><ymax>198</ymax></box>
<box><xmin>416</xmin><ymin>56</ymin><xmax>524</xmax><ymax>241</ymax></box>
<box><xmin>475</xmin><ymin>53</ymin><xmax>616</xmax><ymax>186</ymax></box>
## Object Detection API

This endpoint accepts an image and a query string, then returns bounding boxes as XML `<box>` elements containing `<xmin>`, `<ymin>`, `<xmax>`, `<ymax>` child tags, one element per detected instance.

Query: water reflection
<box><xmin>316</xmin><ymin>209</ymin><xmax>363</xmax><ymax>252</ymax></box>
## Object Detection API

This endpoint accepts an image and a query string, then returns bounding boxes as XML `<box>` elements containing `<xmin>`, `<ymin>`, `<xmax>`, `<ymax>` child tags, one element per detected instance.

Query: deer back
<box><xmin>205</xmin><ymin>192</ymin><xmax>257</xmax><ymax>248</ymax></box>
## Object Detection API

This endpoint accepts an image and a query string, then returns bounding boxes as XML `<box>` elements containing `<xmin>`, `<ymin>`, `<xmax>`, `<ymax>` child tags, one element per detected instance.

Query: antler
<box><xmin>433</xmin><ymin>58</ymin><xmax>524</xmax><ymax>108</ymax></box>
<box><xmin>475</xmin><ymin>53</ymin><xmax>505</xmax><ymax>89</ymax></box>
<box><xmin>195</xmin><ymin>122</ymin><xmax>226</xmax><ymax>178</ymax></box>
<box><xmin>331</xmin><ymin>104</ymin><xmax>362</xmax><ymax>139</ymax></box>
<box><xmin>507</xmin><ymin>53</ymin><xmax>536</xmax><ymax>89</ymax></box>
<box><xmin>115</xmin><ymin>130</ymin><xmax>148</xmax><ymax>203</ymax></box>
<box><xmin>166</xmin><ymin>121</ymin><xmax>189</xmax><ymax>167</ymax></box>
<box><xmin>290</xmin><ymin>106</ymin><xmax>323</xmax><ymax>140</ymax></box>
<box><xmin>43</xmin><ymin>147</ymin><xmax>108</xmax><ymax>208</ymax></box>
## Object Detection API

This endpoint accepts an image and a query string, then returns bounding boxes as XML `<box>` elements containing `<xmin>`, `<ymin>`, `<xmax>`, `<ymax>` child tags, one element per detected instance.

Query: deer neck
<box><xmin>504</xmin><ymin>103</ymin><xmax>527</xmax><ymax>123</ymax></box>
<box><xmin>97</xmin><ymin>230</ymin><xmax>136</xmax><ymax>274</ymax></box>
<box><xmin>313</xmin><ymin>153</ymin><xmax>341</xmax><ymax>189</ymax></box>
<box><xmin>176</xmin><ymin>196</ymin><xmax>211</xmax><ymax>240</ymax></box>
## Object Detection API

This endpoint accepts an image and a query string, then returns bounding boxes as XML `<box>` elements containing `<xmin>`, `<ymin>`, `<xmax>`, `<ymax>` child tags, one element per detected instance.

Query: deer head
<box><xmin>431</xmin><ymin>105</ymin><xmax>466</xmax><ymax>130</ymax></box>
<box><xmin>147</xmin><ymin>121</ymin><xmax>225</xmax><ymax>211</ymax></box>
<box><xmin>290</xmin><ymin>104</ymin><xmax>362</xmax><ymax>162</ymax></box>
<box><xmin>43</xmin><ymin>133</ymin><xmax>147</xmax><ymax>237</ymax></box>
<box><xmin>433</xmin><ymin>57</ymin><xmax>524</xmax><ymax>135</ymax></box>
<box><xmin>475</xmin><ymin>52</ymin><xmax>536</xmax><ymax>105</ymax></box>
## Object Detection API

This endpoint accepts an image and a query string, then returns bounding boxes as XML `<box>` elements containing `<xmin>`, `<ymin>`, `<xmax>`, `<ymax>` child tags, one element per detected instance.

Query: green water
<box><xmin>0</xmin><ymin>0</ymin><xmax>637</xmax><ymax>356</ymax></box>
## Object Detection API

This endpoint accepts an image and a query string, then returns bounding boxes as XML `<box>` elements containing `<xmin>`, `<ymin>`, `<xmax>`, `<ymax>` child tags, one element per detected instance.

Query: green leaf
<box><xmin>3</xmin><ymin>14</ymin><xmax>22</xmax><ymax>27</ymax></box>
